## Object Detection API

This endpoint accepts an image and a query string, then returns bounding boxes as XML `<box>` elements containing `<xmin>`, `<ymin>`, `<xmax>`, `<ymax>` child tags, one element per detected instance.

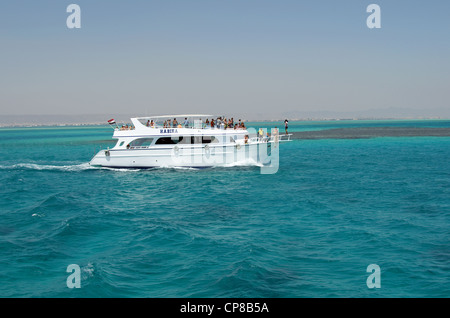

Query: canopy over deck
<box><xmin>130</xmin><ymin>114</ymin><xmax>217</xmax><ymax>131</ymax></box>
<box><xmin>134</xmin><ymin>114</ymin><xmax>214</xmax><ymax>120</ymax></box>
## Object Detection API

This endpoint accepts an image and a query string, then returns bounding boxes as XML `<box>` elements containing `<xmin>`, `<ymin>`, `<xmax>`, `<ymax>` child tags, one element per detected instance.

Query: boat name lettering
<box><xmin>160</xmin><ymin>129</ymin><xmax>178</xmax><ymax>134</ymax></box>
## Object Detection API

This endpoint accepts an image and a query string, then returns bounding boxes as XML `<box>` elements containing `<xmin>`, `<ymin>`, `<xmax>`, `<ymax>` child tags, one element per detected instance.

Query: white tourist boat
<box><xmin>89</xmin><ymin>115</ymin><xmax>291</xmax><ymax>169</ymax></box>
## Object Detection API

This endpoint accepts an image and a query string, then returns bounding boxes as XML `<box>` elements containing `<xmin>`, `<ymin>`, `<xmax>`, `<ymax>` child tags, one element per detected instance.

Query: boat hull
<box><xmin>89</xmin><ymin>143</ymin><xmax>273</xmax><ymax>168</ymax></box>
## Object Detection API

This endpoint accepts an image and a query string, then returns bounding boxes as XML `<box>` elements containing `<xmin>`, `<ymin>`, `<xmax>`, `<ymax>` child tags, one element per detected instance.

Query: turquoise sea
<box><xmin>1</xmin><ymin>119</ymin><xmax>450</xmax><ymax>297</ymax></box>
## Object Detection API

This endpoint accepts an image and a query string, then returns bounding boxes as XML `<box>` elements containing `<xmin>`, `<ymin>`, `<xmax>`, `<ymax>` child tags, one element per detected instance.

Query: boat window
<box><xmin>154</xmin><ymin>136</ymin><xmax>219</xmax><ymax>144</ymax></box>
<box><xmin>130</xmin><ymin>138</ymin><xmax>154</xmax><ymax>148</ymax></box>
<box><xmin>201</xmin><ymin>136</ymin><xmax>218</xmax><ymax>144</ymax></box>
<box><xmin>119</xmin><ymin>141</ymin><xmax>125</xmax><ymax>146</ymax></box>
<box><xmin>155</xmin><ymin>136</ymin><xmax>183</xmax><ymax>145</ymax></box>
<box><xmin>179</xmin><ymin>136</ymin><xmax>219</xmax><ymax>144</ymax></box>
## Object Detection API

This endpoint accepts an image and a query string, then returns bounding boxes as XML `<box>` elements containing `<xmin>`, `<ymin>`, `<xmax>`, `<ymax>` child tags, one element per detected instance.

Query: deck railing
<box><xmin>115</xmin><ymin>125</ymin><xmax>250</xmax><ymax>131</ymax></box>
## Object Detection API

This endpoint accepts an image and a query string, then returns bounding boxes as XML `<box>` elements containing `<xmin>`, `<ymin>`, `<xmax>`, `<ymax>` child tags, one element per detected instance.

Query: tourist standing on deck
<box><xmin>284</xmin><ymin>119</ymin><xmax>288</xmax><ymax>135</ymax></box>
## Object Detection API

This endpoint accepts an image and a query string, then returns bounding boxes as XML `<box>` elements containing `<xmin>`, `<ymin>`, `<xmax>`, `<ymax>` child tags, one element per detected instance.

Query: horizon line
<box><xmin>1</xmin><ymin>116</ymin><xmax>449</xmax><ymax>128</ymax></box>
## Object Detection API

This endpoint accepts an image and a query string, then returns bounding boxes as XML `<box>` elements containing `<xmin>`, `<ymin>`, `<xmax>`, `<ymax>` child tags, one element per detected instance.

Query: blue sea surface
<box><xmin>1</xmin><ymin>120</ymin><xmax>450</xmax><ymax>297</ymax></box>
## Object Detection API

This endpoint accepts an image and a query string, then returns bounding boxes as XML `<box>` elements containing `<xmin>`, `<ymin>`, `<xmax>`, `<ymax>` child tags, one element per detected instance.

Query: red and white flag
<box><xmin>107</xmin><ymin>119</ymin><xmax>116</xmax><ymax>125</ymax></box>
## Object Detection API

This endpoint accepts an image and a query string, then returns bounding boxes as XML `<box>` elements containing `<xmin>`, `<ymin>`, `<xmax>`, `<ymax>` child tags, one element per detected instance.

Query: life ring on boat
<box><xmin>204</xmin><ymin>144</ymin><xmax>210</xmax><ymax>154</ymax></box>
<box><xmin>235</xmin><ymin>143</ymin><xmax>241</xmax><ymax>150</ymax></box>
<box><xmin>173</xmin><ymin>145</ymin><xmax>179</xmax><ymax>154</ymax></box>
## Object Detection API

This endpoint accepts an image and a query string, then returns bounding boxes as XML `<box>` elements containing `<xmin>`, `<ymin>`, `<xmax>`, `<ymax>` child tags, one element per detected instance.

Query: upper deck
<box><xmin>112</xmin><ymin>115</ymin><xmax>249</xmax><ymax>138</ymax></box>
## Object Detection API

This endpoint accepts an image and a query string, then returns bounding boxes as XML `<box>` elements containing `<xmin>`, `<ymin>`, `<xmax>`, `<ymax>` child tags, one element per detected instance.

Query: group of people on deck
<box><xmin>205</xmin><ymin>117</ymin><xmax>246</xmax><ymax>130</ymax></box>
<box><xmin>129</xmin><ymin>117</ymin><xmax>288</xmax><ymax>135</ymax></box>
<box><xmin>156</xmin><ymin>118</ymin><xmax>191</xmax><ymax>128</ymax></box>
<box><xmin>119</xmin><ymin>124</ymin><xmax>134</xmax><ymax>130</ymax></box>
<box><xmin>146</xmin><ymin>117</ymin><xmax>247</xmax><ymax>130</ymax></box>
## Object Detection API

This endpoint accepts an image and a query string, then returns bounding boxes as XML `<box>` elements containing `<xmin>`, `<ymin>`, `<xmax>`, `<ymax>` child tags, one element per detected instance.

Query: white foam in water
<box><xmin>0</xmin><ymin>160</ymin><xmax>262</xmax><ymax>172</ymax></box>
<box><xmin>0</xmin><ymin>162</ymin><xmax>94</xmax><ymax>172</ymax></box>
<box><xmin>223</xmin><ymin>158</ymin><xmax>263</xmax><ymax>168</ymax></box>
<box><xmin>170</xmin><ymin>167</ymin><xmax>198</xmax><ymax>170</ymax></box>
<box><xmin>0</xmin><ymin>162</ymin><xmax>139</xmax><ymax>172</ymax></box>
<box><xmin>100</xmin><ymin>166</ymin><xmax>141</xmax><ymax>172</ymax></box>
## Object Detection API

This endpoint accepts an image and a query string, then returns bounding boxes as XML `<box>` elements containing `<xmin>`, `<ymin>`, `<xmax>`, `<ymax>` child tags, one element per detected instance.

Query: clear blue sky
<box><xmin>1</xmin><ymin>0</ymin><xmax>449</xmax><ymax>118</ymax></box>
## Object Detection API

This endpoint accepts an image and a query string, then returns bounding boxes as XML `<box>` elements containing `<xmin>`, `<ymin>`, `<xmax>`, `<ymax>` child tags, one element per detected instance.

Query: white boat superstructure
<box><xmin>89</xmin><ymin>115</ymin><xmax>291</xmax><ymax>169</ymax></box>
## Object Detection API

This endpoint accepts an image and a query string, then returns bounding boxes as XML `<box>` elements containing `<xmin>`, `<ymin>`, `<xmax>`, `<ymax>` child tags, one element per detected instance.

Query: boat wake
<box><xmin>0</xmin><ymin>158</ymin><xmax>262</xmax><ymax>172</ymax></box>
<box><xmin>223</xmin><ymin>158</ymin><xmax>263</xmax><ymax>168</ymax></box>
<box><xmin>0</xmin><ymin>163</ymin><xmax>93</xmax><ymax>172</ymax></box>
<box><xmin>0</xmin><ymin>163</ymin><xmax>137</xmax><ymax>172</ymax></box>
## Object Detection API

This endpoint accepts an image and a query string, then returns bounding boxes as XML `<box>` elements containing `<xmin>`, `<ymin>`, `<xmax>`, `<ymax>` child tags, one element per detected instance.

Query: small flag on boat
<box><xmin>108</xmin><ymin>119</ymin><xmax>116</xmax><ymax>125</ymax></box>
